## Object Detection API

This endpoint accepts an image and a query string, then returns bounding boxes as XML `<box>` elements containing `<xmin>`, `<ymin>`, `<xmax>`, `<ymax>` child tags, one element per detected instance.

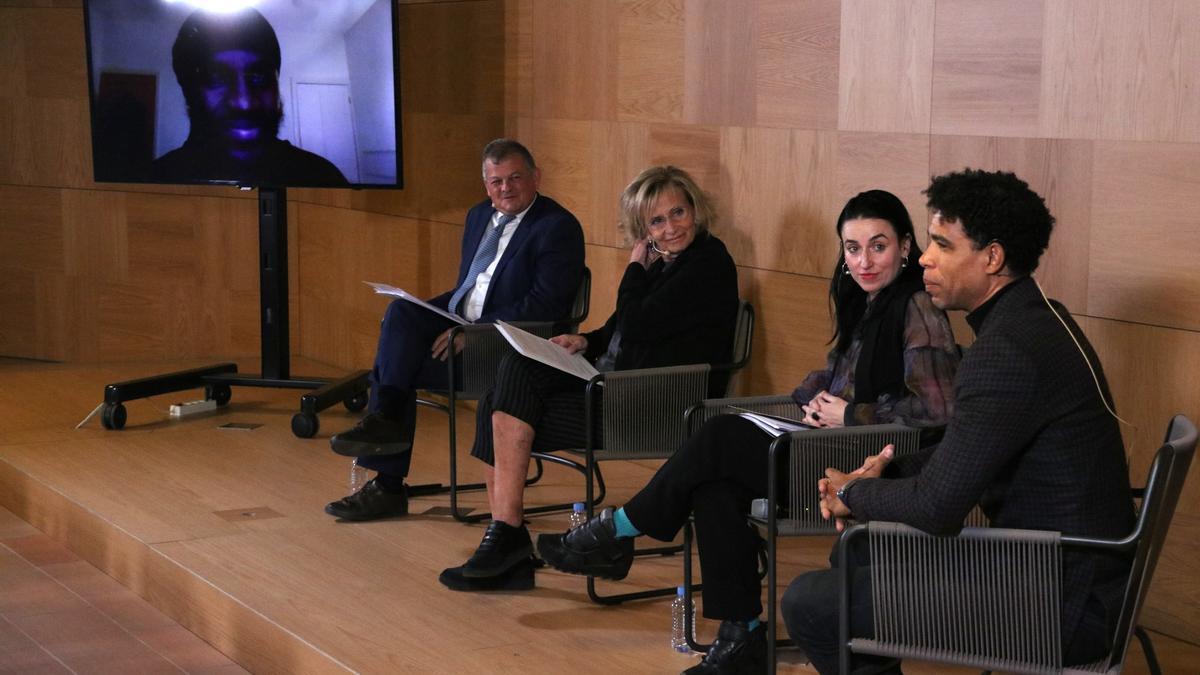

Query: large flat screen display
<box><xmin>84</xmin><ymin>0</ymin><xmax>402</xmax><ymax>188</ymax></box>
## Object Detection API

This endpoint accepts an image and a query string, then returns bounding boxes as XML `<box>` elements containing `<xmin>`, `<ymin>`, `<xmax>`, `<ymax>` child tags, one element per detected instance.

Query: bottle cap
<box><xmin>676</xmin><ymin>585</ymin><xmax>685</xmax><ymax>596</ymax></box>
<box><xmin>572</xmin><ymin>502</ymin><xmax>585</xmax><ymax>512</ymax></box>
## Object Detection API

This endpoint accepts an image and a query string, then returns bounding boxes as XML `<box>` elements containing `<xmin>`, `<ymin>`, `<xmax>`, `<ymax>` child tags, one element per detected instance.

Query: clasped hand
<box><xmin>800</xmin><ymin>389</ymin><xmax>849</xmax><ymax>428</ymax></box>
<box><xmin>817</xmin><ymin>444</ymin><xmax>894</xmax><ymax>532</ymax></box>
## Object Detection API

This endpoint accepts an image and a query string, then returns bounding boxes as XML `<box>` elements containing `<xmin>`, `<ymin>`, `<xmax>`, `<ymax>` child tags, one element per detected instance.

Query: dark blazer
<box><xmin>844</xmin><ymin>277</ymin><xmax>1135</xmax><ymax>650</ymax></box>
<box><xmin>583</xmin><ymin>232</ymin><xmax>739</xmax><ymax>393</ymax></box>
<box><xmin>429</xmin><ymin>195</ymin><xmax>585</xmax><ymax>322</ymax></box>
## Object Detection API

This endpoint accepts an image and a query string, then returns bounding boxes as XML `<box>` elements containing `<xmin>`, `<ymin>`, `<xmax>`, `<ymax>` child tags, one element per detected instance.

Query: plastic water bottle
<box><xmin>568</xmin><ymin>502</ymin><xmax>587</xmax><ymax>529</ymax></box>
<box><xmin>349</xmin><ymin>458</ymin><xmax>368</xmax><ymax>492</ymax></box>
<box><xmin>670</xmin><ymin>585</ymin><xmax>695</xmax><ymax>652</ymax></box>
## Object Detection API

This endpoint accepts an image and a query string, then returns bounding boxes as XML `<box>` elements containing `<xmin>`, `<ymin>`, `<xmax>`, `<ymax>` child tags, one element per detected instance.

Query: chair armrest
<box><xmin>583</xmin><ymin>363</ymin><xmax>712</xmax><ymax>460</ymax></box>
<box><xmin>446</xmin><ymin>321</ymin><xmax>562</xmax><ymax>396</ymax></box>
<box><xmin>764</xmin><ymin>425</ymin><xmax>921</xmax><ymax>535</ymax></box>
<box><xmin>686</xmin><ymin>394</ymin><xmax>797</xmax><ymax>435</ymax></box>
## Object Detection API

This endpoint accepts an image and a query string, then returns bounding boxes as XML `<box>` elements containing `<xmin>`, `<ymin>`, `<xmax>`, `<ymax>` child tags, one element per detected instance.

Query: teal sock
<box><xmin>746</xmin><ymin>618</ymin><xmax>761</xmax><ymax>631</ymax></box>
<box><xmin>613</xmin><ymin>507</ymin><xmax>641</xmax><ymax>538</ymax></box>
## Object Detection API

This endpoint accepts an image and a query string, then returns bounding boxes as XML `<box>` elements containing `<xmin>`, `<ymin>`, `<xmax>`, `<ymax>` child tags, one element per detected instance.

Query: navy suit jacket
<box><xmin>429</xmin><ymin>194</ymin><xmax>585</xmax><ymax>323</ymax></box>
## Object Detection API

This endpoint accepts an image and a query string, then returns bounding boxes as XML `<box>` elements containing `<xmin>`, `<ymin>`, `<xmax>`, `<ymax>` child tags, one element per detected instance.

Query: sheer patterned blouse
<box><xmin>790</xmin><ymin>290</ymin><xmax>959</xmax><ymax>428</ymax></box>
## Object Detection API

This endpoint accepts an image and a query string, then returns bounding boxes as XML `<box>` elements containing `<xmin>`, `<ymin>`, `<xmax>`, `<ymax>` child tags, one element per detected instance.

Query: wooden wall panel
<box><xmin>838</xmin><ymin>0</ymin><xmax>935</xmax><ymax>133</ymax></box>
<box><xmin>930</xmin><ymin>0</ymin><xmax>1043</xmax><ymax>137</ymax></box>
<box><xmin>616</xmin><ymin>0</ymin><xmax>684</xmax><ymax>124</ymax></box>
<box><xmin>400</xmin><ymin>0</ymin><xmax>504</xmax><ymax>117</ymax></box>
<box><xmin>1090</xmin><ymin>142</ymin><xmax>1200</xmax><ymax>331</ymax></box>
<box><xmin>682</xmin><ymin>0</ymin><xmax>757</xmax><ymax>127</ymax></box>
<box><xmin>504</xmin><ymin>0</ymin><xmax>534</xmax><ymax>119</ymax></box>
<box><xmin>1041</xmin><ymin>0</ymin><xmax>1200</xmax><ymax>143</ymax></box>
<box><xmin>524</xmin><ymin>118</ymin><xmax>641</xmax><ymax>248</ymax></box>
<box><xmin>1083</xmin><ymin>317</ymin><xmax>1200</xmax><ymax>502</ymax></box>
<box><xmin>295</xmin><ymin>204</ymin><xmax>463</xmax><ymax>373</ymax></box>
<box><xmin>834</xmin><ymin>132</ymin><xmax>931</xmax><ymax>239</ymax></box>
<box><xmin>530</xmin><ymin>0</ymin><xmax>618</xmax><ymax>121</ymax></box>
<box><xmin>738</xmin><ymin>268</ymin><xmax>833</xmax><ymax>396</ymax></box>
<box><xmin>755</xmin><ymin>0</ymin><xmax>840</xmax><ymax>131</ymax></box>
<box><xmin>929</xmin><ymin>135</ymin><xmax>1094</xmax><ymax>312</ymax></box>
<box><xmin>721</xmin><ymin>126</ymin><xmax>837</xmax><ymax>276</ymax></box>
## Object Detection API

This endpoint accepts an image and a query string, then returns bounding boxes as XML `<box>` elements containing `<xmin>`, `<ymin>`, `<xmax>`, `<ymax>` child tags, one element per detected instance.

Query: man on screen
<box><xmin>149</xmin><ymin>8</ymin><xmax>348</xmax><ymax>186</ymax></box>
<box><xmin>323</xmin><ymin>138</ymin><xmax>586</xmax><ymax>522</ymax></box>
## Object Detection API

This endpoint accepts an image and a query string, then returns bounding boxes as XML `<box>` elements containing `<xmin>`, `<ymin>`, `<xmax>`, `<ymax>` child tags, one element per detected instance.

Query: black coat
<box><xmin>583</xmin><ymin>232</ymin><xmax>739</xmax><ymax>393</ymax></box>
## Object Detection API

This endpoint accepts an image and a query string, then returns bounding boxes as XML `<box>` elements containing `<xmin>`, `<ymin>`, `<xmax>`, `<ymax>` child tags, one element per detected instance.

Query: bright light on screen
<box><xmin>164</xmin><ymin>0</ymin><xmax>261</xmax><ymax>13</ymax></box>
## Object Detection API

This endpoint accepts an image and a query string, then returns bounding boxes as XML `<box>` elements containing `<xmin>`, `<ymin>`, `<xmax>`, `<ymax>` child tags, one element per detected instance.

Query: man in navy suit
<box><xmin>325</xmin><ymin>139</ymin><xmax>585</xmax><ymax>521</ymax></box>
<box><xmin>784</xmin><ymin>170</ymin><xmax>1134</xmax><ymax>673</ymax></box>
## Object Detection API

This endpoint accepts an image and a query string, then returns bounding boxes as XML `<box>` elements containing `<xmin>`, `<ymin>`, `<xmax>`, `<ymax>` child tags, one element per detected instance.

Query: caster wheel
<box><xmin>292</xmin><ymin>412</ymin><xmax>319</xmax><ymax>438</ymax></box>
<box><xmin>100</xmin><ymin>402</ymin><xmax>127</xmax><ymax>430</ymax></box>
<box><xmin>206</xmin><ymin>383</ymin><xmax>232</xmax><ymax>406</ymax></box>
<box><xmin>343</xmin><ymin>391</ymin><xmax>368</xmax><ymax>412</ymax></box>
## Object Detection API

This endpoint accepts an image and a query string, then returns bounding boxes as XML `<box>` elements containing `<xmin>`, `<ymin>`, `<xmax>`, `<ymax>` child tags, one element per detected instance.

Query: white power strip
<box><xmin>169</xmin><ymin>399</ymin><xmax>218</xmax><ymax>418</ymax></box>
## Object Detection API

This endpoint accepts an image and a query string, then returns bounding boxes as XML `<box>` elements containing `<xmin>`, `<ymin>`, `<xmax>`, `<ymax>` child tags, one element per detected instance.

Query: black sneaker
<box><xmin>324</xmin><ymin>478</ymin><xmax>408</xmax><ymax>521</ymax></box>
<box><xmin>439</xmin><ymin>556</ymin><xmax>536</xmax><ymax>592</ymax></box>
<box><xmin>461</xmin><ymin>521</ymin><xmax>533</xmax><ymax>578</ymax></box>
<box><xmin>536</xmin><ymin>507</ymin><xmax>635</xmax><ymax>580</ymax></box>
<box><xmin>329</xmin><ymin>413</ymin><xmax>412</xmax><ymax>457</ymax></box>
<box><xmin>682</xmin><ymin>620</ymin><xmax>767</xmax><ymax>674</ymax></box>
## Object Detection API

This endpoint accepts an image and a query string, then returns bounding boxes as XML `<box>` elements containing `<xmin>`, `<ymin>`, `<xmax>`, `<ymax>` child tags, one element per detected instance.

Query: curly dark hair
<box><xmin>923</xmin><ymin>169</ymin><xmax>1054</xmax><ymax>276</ymax></box>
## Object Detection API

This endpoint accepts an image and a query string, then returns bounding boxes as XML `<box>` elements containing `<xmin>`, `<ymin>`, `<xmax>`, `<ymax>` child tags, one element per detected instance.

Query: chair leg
<box><xmin>682</xmin><ymin>521</ymin><xmax>711</xmax><ymax>653</ymax></box>
<box><xmin>1135</xmin><ymin>625</ymin><xmax>1162</xmax><ymax>675</ymax></box>
<box><xmin>404</xmin><ymin>397</ymin><xmax>554</xmax><ymax>521</ymax></box>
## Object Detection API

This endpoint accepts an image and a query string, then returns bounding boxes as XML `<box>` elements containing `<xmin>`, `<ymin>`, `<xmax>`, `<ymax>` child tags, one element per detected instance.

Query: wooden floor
<box><xmin>0</xmin><ymin>358</ymin><xmax>1195</xmax><ymax>674</ymax></box>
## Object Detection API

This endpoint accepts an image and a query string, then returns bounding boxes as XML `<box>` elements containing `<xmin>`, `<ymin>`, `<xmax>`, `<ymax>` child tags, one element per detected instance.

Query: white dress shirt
<box><xmin>462</xmin><ymin>196</ymin><xmax>536</xmax><ymax>321</ymax></box>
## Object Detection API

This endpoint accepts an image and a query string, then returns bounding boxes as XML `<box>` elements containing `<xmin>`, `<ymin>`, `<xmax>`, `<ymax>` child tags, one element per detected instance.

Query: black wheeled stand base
<box><xmin>97</xmin><ymin>188</ymin><xmax>371</xmax><ymax>438</ymax></box>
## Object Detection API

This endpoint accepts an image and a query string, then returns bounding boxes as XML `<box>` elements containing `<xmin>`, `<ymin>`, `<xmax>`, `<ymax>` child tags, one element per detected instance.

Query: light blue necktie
<box><xmin>448</xmin><ymin>212</ymin><xmax>515</xmax><ymax>316</ymax></box>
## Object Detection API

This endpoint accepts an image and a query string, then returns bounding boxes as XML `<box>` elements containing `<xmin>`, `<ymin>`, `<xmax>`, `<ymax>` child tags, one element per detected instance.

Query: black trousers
<box><xmin>471</xmin><ymin>353</ymin><xmax>599</xmax><ymax>465</ymax></box>
<box><xmin>624</xmin><ymin>414</ymin><xmax>777</xmax><ymax>621</ymax></box>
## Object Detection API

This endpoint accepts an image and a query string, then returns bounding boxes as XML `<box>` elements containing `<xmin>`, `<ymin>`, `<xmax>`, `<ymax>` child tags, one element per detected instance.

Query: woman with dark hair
<box><xmin>794</xmin><ymin>189</ymin><xmax>954</xmax><ymax>437</ymax></box>
<box><xmin>439</xmin><ymin>165</ymin><xmax>740</xmax><ymax>592</ymax></box>
<box><xmin>538</xmin><ymin>189</ymin><xmax>959</xmax><ymax>675</ymax></box>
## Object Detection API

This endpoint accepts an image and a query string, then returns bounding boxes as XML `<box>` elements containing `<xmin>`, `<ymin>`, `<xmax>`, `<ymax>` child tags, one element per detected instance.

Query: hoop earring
<box><xmin>843</xmin><ymin>263</ymin><xmax>850</xmax><ymax>275</ymax></box>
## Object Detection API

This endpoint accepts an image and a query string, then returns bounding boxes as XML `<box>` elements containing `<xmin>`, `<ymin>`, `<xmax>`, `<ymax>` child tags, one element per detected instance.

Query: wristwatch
<box><xmin>836</xmin><ymin>478</ymin><xmax>858</xmax><ymax>504</ymax></box>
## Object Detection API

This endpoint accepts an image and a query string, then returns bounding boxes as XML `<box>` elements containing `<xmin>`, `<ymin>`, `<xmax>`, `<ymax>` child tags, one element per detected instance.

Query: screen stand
<box><xmin>98</xmin><ymin>187</ymin><xmax>370</xmax><ymax>437</ymax></box>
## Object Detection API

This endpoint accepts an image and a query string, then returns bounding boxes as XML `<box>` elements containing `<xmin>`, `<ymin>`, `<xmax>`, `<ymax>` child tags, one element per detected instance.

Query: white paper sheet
<box><xmin>727</xmin><ymin>406</ymin><xmax>813</xmax><ymax>437</ymax></box>
<box><xmin>495</xmin><ymin>321</ymin><xmax>600</xmax><ymax>381</ymax></box>
<box><xmin>364</xmin><ymin>281</ymin><xmax>467</xmax><ymax>325</ymax></box>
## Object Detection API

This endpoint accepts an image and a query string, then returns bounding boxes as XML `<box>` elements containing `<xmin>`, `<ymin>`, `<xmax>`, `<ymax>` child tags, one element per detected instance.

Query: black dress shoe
<box><xmin>682</xmin><ymin>620</ymin><xmax>767</xmax><ymax>674</ymax></box>
<box><xmin>461</xmin><ymin>521</ymin><xmax>533</xmax><ymax>578</ymax></box>
<box><xmin>439</xmin><ymin>556</ymin><xmax>536</xmax><ymax>592</ymax></box>
<box><xmin>329</xmin><ymin>413</ymin><xmax>413</xmax><ymax>457</ymax></box>
<box><xmin>324</xmin><ymin>478</ymin><xmax>408</xmax><ymax>521</ymax></box>
<box><xmin>535</xmin><ymin>507</ymin><xmax>635</xmax><ymax>580</ymax></box>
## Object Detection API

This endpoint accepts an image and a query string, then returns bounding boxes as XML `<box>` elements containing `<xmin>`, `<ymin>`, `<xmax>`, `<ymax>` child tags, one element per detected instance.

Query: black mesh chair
<box><xmin>540</xmin><ymin>299</ymin><xmax>756</xmax><ymax>604</ymax></box>
<box><xmin>835</xmin><ymin>415</ymin><xmax>1195</xmax><ymax>675</ymax></box>
<box><xmin>404</xmin><ymin>268</ymin><xmax>592</xmax><ymax>520</ymax></box>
